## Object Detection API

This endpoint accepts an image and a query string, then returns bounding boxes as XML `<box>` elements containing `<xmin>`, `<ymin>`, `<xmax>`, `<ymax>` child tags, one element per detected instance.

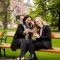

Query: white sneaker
<box><xmin>16</xmin><ymin>57</ymin><xmax>20</xmax><ymax>60</ymax></box>
<box><xmin>21</xmin><ymin>57</ymin><xmax>25</xmax><ymax>60</ymax></box>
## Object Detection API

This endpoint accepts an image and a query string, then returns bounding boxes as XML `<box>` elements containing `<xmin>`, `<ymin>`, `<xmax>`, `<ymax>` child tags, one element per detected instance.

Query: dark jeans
<box><xmin>18</xmin><ymin>39</ymin><xmax>26</xmax><ymax>57</ymax></box>
<box><xmin>33</xmin><ymin>41</ymin><xmax>44</xmax><ymax>50</ymax></box>
<box><xmin>19</xmin><ymin>39</ymin><xmax>37</xmax><ymax>60</ymax></box>
<box><xmin>19</xmin><ymin>39</ymin><xmax>34</xmax><ymax>57</ymax></box>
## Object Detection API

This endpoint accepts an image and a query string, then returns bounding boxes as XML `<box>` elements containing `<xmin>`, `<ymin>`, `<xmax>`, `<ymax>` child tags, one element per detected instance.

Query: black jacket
<box><xmin>11</xmin><ymin>24</ymin><xmax>25</xmax><ymax>51</ymax></box>
<box><xmin>11</xmin><ymin>24</ymin><xmax>32</xmax><ymax>51</ymax></box>
<box><xmin>34</xmin><ymin>25</ymin><xmax>52</xmax><ymax>49</ymax></box>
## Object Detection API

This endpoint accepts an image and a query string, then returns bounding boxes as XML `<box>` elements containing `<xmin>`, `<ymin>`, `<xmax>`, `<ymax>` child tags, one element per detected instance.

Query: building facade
<box><xmin>9</xmin><ymin>0</ymin><xmax>31</xmax><ymax>28</ymax></box>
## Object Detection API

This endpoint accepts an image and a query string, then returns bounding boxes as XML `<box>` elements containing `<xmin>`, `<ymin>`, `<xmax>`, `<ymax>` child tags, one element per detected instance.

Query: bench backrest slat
<box><xmin>6</xmin><ymin>31</ymin><xmax>60</xmax><ymax>39</ymax></box>
<box><xmin>6</xmin><ymin>32</ymin><xmax>15</xmax><ymax>37</ymax></box>
<box><xmin>0</xmin><ymin>32</ymin><xmax>4</xmax><ymax>38</ymax></box>
<box><xmin>6</xmin><ymin>32</ymin><xmax>60</xmax><ymax>39</ymax></box>
<box><xmin>51</xmin><ymin>32</ymin><xmax>60</xmax><ymax>38</ymax></box>
<box><xmin>0</xmin><ymin>32</ymin><xmax>3</xmax><ymax>36</ymax></box>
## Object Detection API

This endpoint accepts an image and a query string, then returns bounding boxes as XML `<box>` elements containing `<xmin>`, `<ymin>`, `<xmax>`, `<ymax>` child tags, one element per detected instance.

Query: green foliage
<box><xmin>16</xmin><ymin>20</ymin><xmax>20</xmax><ymax>24</ymax></box>
<box><xmin>29</xmin><ymin>0</ymin><xmax>60</xmax><ymax>27</ymax></box>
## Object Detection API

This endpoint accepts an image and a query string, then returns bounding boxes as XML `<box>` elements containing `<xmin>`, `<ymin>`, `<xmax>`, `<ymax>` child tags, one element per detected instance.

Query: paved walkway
<box><xmin>0</xmin><ymin>57</ymin><xmax>16</xmax><ymax>60</ymax></box>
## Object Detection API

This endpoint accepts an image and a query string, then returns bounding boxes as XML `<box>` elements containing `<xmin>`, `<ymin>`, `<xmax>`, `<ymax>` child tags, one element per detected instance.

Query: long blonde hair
<box><xmin>34</xmin><ymin>16</ymin><xmax>48</xmax><ymax>25</ymax></box>
<box><xmin>34</xmin><ymin>16</ymin><xmax>44</xmax><ymax>25</ymax></box>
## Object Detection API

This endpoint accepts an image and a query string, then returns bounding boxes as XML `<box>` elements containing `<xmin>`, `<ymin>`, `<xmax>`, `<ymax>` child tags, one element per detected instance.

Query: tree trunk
<box><xmin>3</xmin><ymin>12</ymin><xmax>8</xmax><ymax>30</ymax></box>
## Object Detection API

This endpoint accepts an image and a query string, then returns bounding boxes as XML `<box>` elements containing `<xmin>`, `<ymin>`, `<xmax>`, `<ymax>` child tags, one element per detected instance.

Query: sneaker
<box><xmin>21</xmin><ymin>57</ymin><xmax>25</xmax><ymax>60</ymax></box>
<box><xmin>16</xmin><ymin>57</ymin><xmax>20</xmax><ymax>60</ymax></box>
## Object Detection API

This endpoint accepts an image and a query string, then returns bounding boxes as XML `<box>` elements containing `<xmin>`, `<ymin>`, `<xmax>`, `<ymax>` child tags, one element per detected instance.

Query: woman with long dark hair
<box><xmin>11</xmin><ymin>15</ymin><xmax>37</xmax><ymax>60</ymax></box>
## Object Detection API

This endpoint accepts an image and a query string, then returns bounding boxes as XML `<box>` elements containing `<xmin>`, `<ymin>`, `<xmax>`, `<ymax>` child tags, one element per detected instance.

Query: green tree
<box><xmin>29</xmin><ymin>0</ymin><xmax>60</xmax><ymax>30</ymax></box>
<box><xmin>50</xmin><ymin>0</ymin><xmax>60</xmax><ymax>30</ymax></box>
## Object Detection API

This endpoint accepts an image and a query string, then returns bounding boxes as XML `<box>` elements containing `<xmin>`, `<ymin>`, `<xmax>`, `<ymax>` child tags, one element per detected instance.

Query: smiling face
<box><xmin>34</xmin><ymin>17</ymin><xmax>43</xmax><ymax>28</ymax></box>
<box><xmin>25</xmin><ymin>17</ymin><xmax>32</xmax><ymax>26</ymax></box>
<box><xmin>25</xmin><ymin>17</ymin><xmax>32</xmax><ymax>23</ymax></box>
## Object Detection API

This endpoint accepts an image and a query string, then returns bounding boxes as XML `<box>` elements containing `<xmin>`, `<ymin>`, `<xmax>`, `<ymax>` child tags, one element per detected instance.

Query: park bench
<box><xmin>0</xmin><ymin>32</ymin><xmax>7</xmax><ymax>43</ymax></box>
<box><xmin>0</xmin><ymin>31</ymin><xmax>60</xmax><ymax>56</ymax></box>
<box><xmin>0</xmin><ymin>31</ymin><xmax>7</xmax><ymax>56</ymax></box>
<box><xmin>6</xmin><ymin>31</ymin><xmax>60</xmax><ymax>39</ymax></box>
<box><xmin>51</xmin><ymin>32</ymin><xmax>60</xmax><ymax>39</ymax></box>
<box><xmin>0</xmin><ymin>43</ymin><xmax>60</xmax><ymax>53</ymax></box>
<box><xmin>0</xmin><ymin>32</ymin><xmax>15</xmax><ymax>56</ymax></box>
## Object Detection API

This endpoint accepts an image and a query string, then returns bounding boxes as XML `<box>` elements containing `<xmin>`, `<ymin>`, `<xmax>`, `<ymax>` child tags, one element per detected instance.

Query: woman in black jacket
<box><xmin>32</xmin><ymin>16</ymin><xmax>52</xmax><ymax>50</ymax></box>
<box><xmin>11</xmin><ymin>15</ymin><xmax>37</xmax><ymax>60</ymax></box>
<box><xmin>19</xmin><ymin>16</ymin><xmax>52</xmax><ymax>60</ymax></box>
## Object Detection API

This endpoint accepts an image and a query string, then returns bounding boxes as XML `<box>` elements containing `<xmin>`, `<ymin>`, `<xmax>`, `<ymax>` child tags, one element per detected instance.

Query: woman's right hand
<box><xmin>24</xmin><ymin>29</ymin><xmax>30</xmax><ymax>34</ymax></box>
<box><xmin>32</xmin><ymin>33</ymin><xmax>40</xmax><ymax>40</ymax></box>
<box><xmin>33</xmin><ymin>33</ymin><xmax>40</xmax><ymax>38</ymax></box>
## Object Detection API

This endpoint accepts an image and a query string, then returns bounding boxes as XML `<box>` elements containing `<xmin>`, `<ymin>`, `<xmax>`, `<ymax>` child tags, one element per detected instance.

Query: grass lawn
<box><xmin>0</xmin><ymin>28</ymin><xmax>60</xmax><ymax>60</ymax></box>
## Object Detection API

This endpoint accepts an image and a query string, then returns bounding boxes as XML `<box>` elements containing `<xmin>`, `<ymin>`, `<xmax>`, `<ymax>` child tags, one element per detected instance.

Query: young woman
<box><xmin>11</xmin><ymin>15</ymin><xmax>37</xmax><ymax>60</ymax></box>
<box><xmin>32</xmin><ymin>17</ymin><xmax>52</xmax><ymax>50</ymax></box>
<box><xmin>22</xmin><ymin>16</ymin><xmax>52</xmax><ymax>60</ymax></box>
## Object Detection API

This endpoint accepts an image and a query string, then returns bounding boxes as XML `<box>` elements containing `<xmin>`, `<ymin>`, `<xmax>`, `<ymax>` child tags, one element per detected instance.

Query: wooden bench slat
<box><xmin>0</xmin><ymin>43</ymin><xmax>60</xmax><ymax>53</ymax></box>
<box><xmin>51</xmin><ymin>32</ymin><xmax>60</xmax><ymax>38</ymax></box>
<box><xmin>0</xmin><ymin>32</ymin><xmax>3</xmax><ymax>38</ymax></box>
<box><xmin>6</xmin><ymin>32</ymin><xmax>15</xmax><ymax>37</ymax></box>
<box><xmin>6</xmin><ymin>32</ymin><xmax>60</xmax><ymax>38</ymax></box>
<box><xmin>38</xmin><ymin>48</ymin><xmax>60</xmax><ymax>53</ymax></box>
<box><xmin>0</xmin><ymin>32</ymin><xmax>3</xmax><ymax>36</ymax></box>
<box><xmin>0</xmin><ymin>43</ymin><xmax>11</xmax><ymax>48</ymax></box>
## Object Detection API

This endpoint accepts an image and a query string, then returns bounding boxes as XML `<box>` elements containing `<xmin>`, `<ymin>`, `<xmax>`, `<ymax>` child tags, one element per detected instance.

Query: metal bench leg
<box><xmin>3</xmin><ymin>48</ymin><xmax>5</xmax><ymax>57</ymax></box>
<box><xmin>0</xmin><ymin>48</ymin><xmax>1</xmax><ymax>57</ymax></box>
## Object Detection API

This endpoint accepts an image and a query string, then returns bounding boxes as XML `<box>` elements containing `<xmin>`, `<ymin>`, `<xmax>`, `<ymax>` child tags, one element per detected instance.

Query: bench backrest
<box><xmin>0</xmin><ymin>32</ymin><xmax>4</xmax><ymax>38</ymax></box>
<box><xmin>6</xmin><ymin>32</ymin><xmax>60</xmax><ymax>39</ymax></box>
<box><xmin>0</xmin><ymin>32</ymin><xmax>3</xmax><ymax>36</ymax></box>
<box><xmin>6</xmin><ymin>32</ymin><xmax>15</xmax><ymax>37</ymax></box>
<box><xmin>51</xmin><ymin>32</ymin><xmax>60</xmax><ymax>38</ymax></box>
